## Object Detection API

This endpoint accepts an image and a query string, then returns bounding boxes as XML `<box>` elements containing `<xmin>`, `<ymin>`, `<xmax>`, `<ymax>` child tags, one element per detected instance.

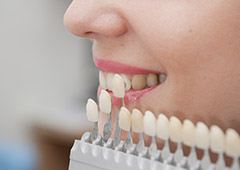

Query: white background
<box><xmin>0</xmin><ymin>0</ymin><xmax>97</xmax><ymax>143</ymax></box>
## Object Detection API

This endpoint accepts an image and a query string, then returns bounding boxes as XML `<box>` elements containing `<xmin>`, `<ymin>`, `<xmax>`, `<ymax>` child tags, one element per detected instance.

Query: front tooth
<box><xmin>159</xmin><ymin>73</ymin><xmax>167</xmax><ymax>84</ymax></box>
<box><xmin>225</xmin><ymin>128</ymin><xmax>240</xmax><ymax>157</ymax></box>
<box><xmin>143</xmin><ymin>111</ymin><xmax>156</xmax><ymax>136</ymax></box>
<box><xmin>99</xmin><ymin>71</ymin><xmax>107</xmax><ymax>89</ymax></box>
<box><xmin>106</xmin><ymin>73</ymin><xmax>114</xmax><ymax>91</ymax></box>
<box><xmin>99</xmin><ymin>90</ymin><xmax>112</xmax><ymax>114</ymax></box>
<box><xmin>121</xmin><ymin>74</ymin><xmax>131</xmax><ymax>91</ymax></box>
<box><xmin>119</xmin><ymin>107</ymin><xmax>131</xmax><ymax>131</ymax></box>
<box><xmin>146</xmin><ymin>74</ymin><xmax>158</xmax><ymax>87</ymax></box>
<box><xmin>156</xmin><ymin>113</ymin><xmax>169</xmax><ymax>141</ymax></box>
<box><xmin>132</xmin><ymin>74</ymin><xmax>147</xmax><ymax>90</ymax></box>
<box><xmin>131</xmin><ymin>109</ymin><xmax>143</xmax><ymax>133</ymax></box>
<box><xmin>182</xmin><ymin>119</ymin><xmax>195</xmax><ymax>147</ymax></box>
<box><xmin>169</xmin><ymin>116</ymin><xmax>182</xmax><ymax>143</ymax></box>
<box><xmin>195</xmin><ymin>122</ymin><xmax>210</xmax><ymax>150</ymax></box>
<box><xmin>210</xmin><ymin>125</ymin><xmax>225</xmax><ymax>154</ymax></box>
<box><xmin>112</xmin><ymin>74</ymin><xmax>125</xmax><ymax>98</ymax></box>
<box><xmin>86</xmin><ymin>99</ymin><xmax>98</xmax><ymax>122</ymax></box>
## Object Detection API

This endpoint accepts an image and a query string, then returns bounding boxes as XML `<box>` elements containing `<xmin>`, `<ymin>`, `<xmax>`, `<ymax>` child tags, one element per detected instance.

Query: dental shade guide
<box><xmin>99</xmin><ymin>90</ymin><xmax>112</xmax><ymax>143</ymax></box>
<box><xmin>112</xmin><ymin>74</ymin><xmax>125</xmax><ymax>148</ymax></box>
<box><xmin>169</xmin><ymin>116</ymin><xmax>184</xmax><ymax>166</ymax></box>
<box><xmin>69</xmin><ymin>73</ymin><xmax>240</xmax><ymax>170</ymax></box>
<box><xmin>132</xmin><ymin>109</ymin><xmax>148</xmax><ymax>158</ymax></box>
<box><xmin>86</xmin><ymin>99</ymin><xmax>99</xmax><ymax>142</ymax></box>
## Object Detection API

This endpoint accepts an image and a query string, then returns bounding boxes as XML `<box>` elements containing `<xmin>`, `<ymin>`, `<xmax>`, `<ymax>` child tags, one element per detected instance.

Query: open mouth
<box><xmin>95</xmin><ymin>58</ymin><xmax>167</xmax><ymax>105</ymax></box>
<box><xmin>85</xmin><ymin>58</ymin><xmax>240</xmax><ymax>169</ymax></box>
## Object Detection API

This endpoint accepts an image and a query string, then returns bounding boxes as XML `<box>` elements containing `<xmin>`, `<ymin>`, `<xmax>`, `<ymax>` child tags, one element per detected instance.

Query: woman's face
<box><xmin>64</xmin><ymin>0</ymin><xmax>240</xmax><ymax>132</ymax></box>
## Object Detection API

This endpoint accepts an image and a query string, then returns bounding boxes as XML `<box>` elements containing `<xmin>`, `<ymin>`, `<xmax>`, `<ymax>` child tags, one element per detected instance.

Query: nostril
<box><xmin>84</xmin><ymin>31</ymin><xmax>99</xmax><ymax>39</ymax></box>
<box><xmin>85</xmin><ymin>31</ymin><xmax>95</xmax><ymax>36</ymax></box>
<box><xmin>85</xmin><ymin>31</ymin><xmax>93</xmax><ymax>34</ymax></box>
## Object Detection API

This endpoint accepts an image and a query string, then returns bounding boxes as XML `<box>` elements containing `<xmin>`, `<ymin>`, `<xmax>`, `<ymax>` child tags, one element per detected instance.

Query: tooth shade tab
<box><xmin>112</xmin><ymin>74</ymin><xmax>125</xmax><ymax>98</ymax></box>
<box><xmin>99</xmin><ymin>71</ymin><xmax>107</xmax><ymax>90</ymax></box>
<box><xmin>143</xmin><ymin>111</ymin><xmax>156</xmax><ymax>136</ymax></box>
<box><xmin>121</xmin><ymin>74</ymin><xmax>131</xmax><ymax>91</ymax></box>
<box><xmin>106</xmin><ymin>73</ymin><xmax>114</xmax><ymax>91</ymax></box>
<box><xmin>131</xmin><ymin>109</ymin><xmax>143</xmax><ymax>133</ymax></box>
<box><xmin>182</xmin><ymin>119</ymin><xmax>195</xmax><ymax>147</ymax></box>
<box><xmin>86</xmin><ymin>99</ymin><xmax>98</xmax><ymax>122</ymax></box>
<box><xmin>119</xmin><ymin>107</ymin><xmax>131</xmax><ymax>131</ymax></box>
<box><xmin>210</xmin><ymin>125</ymin><xmax>225</xmax><ymax>154</ymax></box>
<box><xmin>99</xmin><ymin>90</ymin><xmax>112</xmax><ymax>114</ymax></box>
<box><xmin>146</xmin><ymin>74</ymin><xmax>158</xmax><ymax>87</ymax></box>
<box><xmin>169</xmin><ymin>116</ymin><xmax>182</xmax><ymax>143</ymax></box>
<box><xmin>131</xmin><ymin>74</ymin><xmax>147</xmax><ymax>90</ymax></box>
<box><xmin>195</xmin><ymin>122</ymin><xmax>210</xmax><ymax>150</ymax></box>
<box><xmin>156</xmin><ymin>113</ymin><xmax>169</xmax><ymax>141</ymax></box>
<box><xmin>225</xmin><ymin>128</ymin><xmax>240</xmax><ymax>157</ymax></box>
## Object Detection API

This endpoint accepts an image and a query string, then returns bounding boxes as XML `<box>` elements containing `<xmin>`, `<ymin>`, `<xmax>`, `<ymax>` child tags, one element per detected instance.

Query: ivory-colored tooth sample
<box><xmin>131</xmin><ymin>109</ymin><xmax>143</xmax><ymax>133</ymax></box>
<box><xmin>156</xmin><ymin>113</ymin><xmax>169</xmax><ymax>141</ymax></box>
<box><xmin>86</xmin><ymin>99</ymin><xmax>98</xmax><ymax>122</ymax></box>
<box><xmin>195</xmin><ymin>122</ymin><xmax>210</xmax><ymax>150</ymax></box>
<box><xmin>99</xmin><ymin>90</ymin><xmax>112</xmax><ymax>114</ymax></box>
<box><xmin>132</xmin><ymin>74</ymin><xmax>146</xmax><ymax>90</ymax></box>
<box><xmin>225</xmin><ymin>128</ymin><xmax>240</xmax><ymax>157</ymax></box>
<box><xmin>112</xmin><ymin>74</ymin><xmax>125</xmax><ymax>98</ymax></box>
<box><xmin>143</xmin><ymin>111</ymin><xmax>156</xmax><ymax>136</ymax></box>
<box><xmin>99</xmin><ymin>71</ymin><xmax>107</xmax><ymax>89</ymax></box>
<box><xmin>119</xmin><ymin>107</ymin><xmax>131</xmax><ymax>131</ymax></box>
<box><xmin>210</xmin><ymin>125</ymin><xmax>225</xmax><ymax>153</ymax></box>
<box><xmin>106</xmin><ymin>73</ymin><xmax>114</xmax><ymax>91</ymax></box>
<box><xmin>182</xmin><ymin>119</ymin><xmax>195</xmax><ymax>147</ymax></box>
<box><xmin>169</xmin><ymin>116</ymin><xmax>182</xmax><ymax>143</ymax></box>
<box><xmin>121</xmin><ymin>74</ymin><xmax>131</xmax><ymax>91</ymax></box>
<box><xmin>146</xmin><ymin>74</ymin><xmax>158</xmax><ymax>87</ymax></box>
<box><xmin>159</xmin><ymin>73</ymin><xmax>167</xmax><ymax>83</ymax></box>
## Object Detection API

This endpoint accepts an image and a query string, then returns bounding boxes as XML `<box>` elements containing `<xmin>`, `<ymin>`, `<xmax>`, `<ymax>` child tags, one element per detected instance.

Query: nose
<box><xmin>64</xmin><ymin>0</ymin><xmax>128</xmax><ymax>39</ymax></box>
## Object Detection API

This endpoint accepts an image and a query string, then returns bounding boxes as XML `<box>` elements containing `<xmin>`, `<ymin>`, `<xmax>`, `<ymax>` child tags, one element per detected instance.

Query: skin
<box><xmin>64</xmin><ymin>0</ymin><xmax>240</xmax><ymax>142</ymax></box>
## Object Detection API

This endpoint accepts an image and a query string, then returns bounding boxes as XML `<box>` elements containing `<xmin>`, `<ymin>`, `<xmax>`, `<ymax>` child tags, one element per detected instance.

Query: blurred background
<box><xmin>0</xmin><ymin>0</ymin><xmax>97</xmax><ymax>169</ymax></box>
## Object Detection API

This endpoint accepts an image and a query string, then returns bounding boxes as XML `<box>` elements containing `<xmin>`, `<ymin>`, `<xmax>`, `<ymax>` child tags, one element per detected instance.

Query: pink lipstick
<box><xmin>94</xmin><ymin>58</ymin><xmax>160</xmax><ymax>74</ymax></box>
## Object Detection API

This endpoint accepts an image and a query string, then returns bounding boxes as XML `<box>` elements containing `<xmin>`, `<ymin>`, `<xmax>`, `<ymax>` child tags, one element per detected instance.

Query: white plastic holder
<box><xmin>69</xmin><ymin>139</ymin><xmax>186</xmax><ymax>170</ymax></box>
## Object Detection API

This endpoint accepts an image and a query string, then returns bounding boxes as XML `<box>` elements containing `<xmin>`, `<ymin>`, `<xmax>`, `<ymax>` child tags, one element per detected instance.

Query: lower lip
<box><xmin>98</xmin><ymin>86</ymin><xmax>157</xmax><ymax>106</ymax></box>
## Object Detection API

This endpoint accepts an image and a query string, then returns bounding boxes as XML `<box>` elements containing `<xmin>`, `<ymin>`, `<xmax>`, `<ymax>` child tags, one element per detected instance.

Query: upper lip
<box><xmin>93</xmin><ymin>58</ymin><xmax>161</xmax><ymax>74</ymax></box>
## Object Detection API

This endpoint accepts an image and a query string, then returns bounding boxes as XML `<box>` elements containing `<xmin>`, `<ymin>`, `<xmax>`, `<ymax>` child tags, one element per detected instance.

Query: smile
<box><xmin>95</xmin><ymin>58</ymin><xmax>167</xmax><ymax>105</ymax></box>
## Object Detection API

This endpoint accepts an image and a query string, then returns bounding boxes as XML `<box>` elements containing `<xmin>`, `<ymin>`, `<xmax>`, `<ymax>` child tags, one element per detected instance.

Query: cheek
<box><xmin>131</xmin><ymin>1</ymin><xmax>240</xmax><ymax>71</ymax></box>
<box><xmin>124</xmin><ymin>1</ymin><xmax>240</xmax><ymax>130</ymax></box>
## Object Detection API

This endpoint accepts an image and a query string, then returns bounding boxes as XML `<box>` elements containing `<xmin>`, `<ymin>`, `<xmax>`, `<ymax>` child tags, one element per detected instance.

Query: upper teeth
<box><xmin>106</xmin><ymin>73</ymin><xmax>114</xmax><ymax>91</ymax></box>
<box><xmin>99</xmin><ymin>71</ymin><xmax>166</xmax><ymax>91</ymax></box>
<box><xmin>112</xmin><ymin>74</ymin><xmax>125</xmax><ymax>98</ymax></box>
